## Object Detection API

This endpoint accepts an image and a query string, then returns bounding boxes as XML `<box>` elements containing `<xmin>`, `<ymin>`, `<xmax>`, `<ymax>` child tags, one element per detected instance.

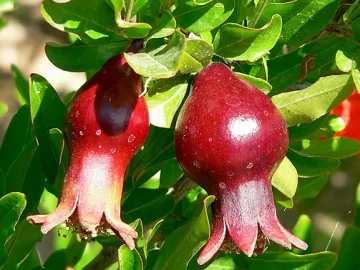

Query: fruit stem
<box><xmin>172</xmin><ymin>176</ymin><xmax>196</xmax><ymax>203</ymax></box>
<box><xmin>126</xmin><ymin>0</ymin><xmax>135</xmax><ymax>22</ymax></box>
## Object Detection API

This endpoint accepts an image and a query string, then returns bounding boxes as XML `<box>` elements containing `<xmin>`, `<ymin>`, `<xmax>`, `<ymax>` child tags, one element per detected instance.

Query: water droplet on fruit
<box><xmin>267</xmin><ymin>144</ymin><xmax>273</xmax><ymax>153</ymax></box>
<box><xmin>110</xmin><ymin>148</ymin><xmax>116</xmax><ymax>153</ymax></box>
<box><xmin>264</xmin><ymin>110</ymin><xmax>269</xmax><ymax>116</ymax></box>
<box><xmin>227</xmin><ymin>171</ymin><xmax>234</xmax><ymax>177</ymax></box>
<box><xmin>209</xmin><ymin>138</ymin><xmax>213</xmax><ymax>142</ymax></box>
<box><xmin>96</xmin><ymin>130</ymin><xmax>101</xmax><ymax>136</ymax></box>
<box><xmin>219</xmin><ymin>182</ymin><xmax>226</xmax><ymax>189</ymax></box>
<box><xmin>128</xmin><ymin>134</ymin><xmax>135</xmax><ymax>143</ymax></box>
<box><xmin>99</xmin><ymin>145</ymin><xmax>102</xmax><ymax>149</ymax></box>
<box><xmin>247</xmin><ymin>162</ymin><xmax>253</xmax><ymax>169</ymax></box>
<box><xmin>75</xmin><ymin>111</ymin><xmax>80</xmax><ymax>117</ymax></box>
<box><xmin>79</xmin><ymin>131</ymin><xmax>84</xmax><ymax>136</ymax></box>
<box><xmin>193</xmin><ymin>160</ymin><xmax>201</xmax><ymax>168</ymax></box>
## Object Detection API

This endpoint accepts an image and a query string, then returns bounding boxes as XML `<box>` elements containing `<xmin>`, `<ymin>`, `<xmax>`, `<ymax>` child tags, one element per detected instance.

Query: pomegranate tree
<box><xmin>27</xmin><ymin>41</ymin><xmax>150</xmax><ymax>249</ymax></box>
<box><xmin>175</xmin><ymin>63</ymin><xmax>307</xmax><ymax>265</ymax></box>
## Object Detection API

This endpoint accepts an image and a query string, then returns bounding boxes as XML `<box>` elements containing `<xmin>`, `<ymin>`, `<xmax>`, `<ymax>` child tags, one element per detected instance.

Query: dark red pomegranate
<box><xmin>27</xmin><ymin>41</ymin><xmax>149</xmax><ymax>249</ymax></box>
<box><xmin>175</xmin><ymin>63</ymin><xmax>307</xmax><ymax>264</ymax></box>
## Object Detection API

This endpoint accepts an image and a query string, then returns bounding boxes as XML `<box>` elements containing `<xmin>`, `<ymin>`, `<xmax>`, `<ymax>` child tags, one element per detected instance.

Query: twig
<box><xmin>126</xmin><ymin>0</ymin><xmax>134</xmax><ymax>22</ymax></box>
<box><xmin>172</xmin><ymin>175</ymin><xmax>196</xmax><ymax>203</ymax></box>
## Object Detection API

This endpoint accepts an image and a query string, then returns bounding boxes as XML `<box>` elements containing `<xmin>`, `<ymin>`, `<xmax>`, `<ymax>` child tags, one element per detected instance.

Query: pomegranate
<box><xmin>175</xmin><ymin>63</ymin><xmax>307</xmax><ymax>264</ymax></box>
<box><xmin>27</xmin><ymin>41</ymin><xmax>149</xmax><ymax>249</ymax></box>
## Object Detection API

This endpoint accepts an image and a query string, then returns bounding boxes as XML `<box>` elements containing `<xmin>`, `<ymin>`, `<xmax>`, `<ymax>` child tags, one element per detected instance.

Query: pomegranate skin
<box><xmin>175</xmin><ymin>63</ymin><xmax>307</xmax><ymax>264</ymax></box>
<box><xmin>27</xmin><ymin>42</ymin><xmax>149</xmax><ymax>249</ymax></box>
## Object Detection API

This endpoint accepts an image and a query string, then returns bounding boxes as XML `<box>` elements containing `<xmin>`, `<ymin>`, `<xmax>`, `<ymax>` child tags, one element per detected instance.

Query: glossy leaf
<box><xmin>295</xmin><ymin>174</ymin><xmax>329</xmax><ymax>199</ymax></box>
<box><xmin>214</xmin><ymin>15</ymin><xmax>282</xmax><ymax>62</ymax></box>
<box><xmin>45</xmin><ymin>39</ymin><xmax>130</xmax><ymax>72</ymax></box>
<box><xmin>123</xmin><ymin>189</ymin><xmax>175</xmax><ymax>225</ymax></box>
<box><xmin>116</xmin><ymin>20</ymin><xmax>152</xmax><ymax>39</ymax></box>
<box><xmin>0</xmin><ymin>105</ymin><xmax>34</xmax><ymax>175</ymax></box>
<box><xmin>271</xmin><ymin>156</ymin><xmax>298</xmax><ymax>199</ymax></box>
<box><xmin>125</xmin><ymin>31</ymin><xmax>186</xmax><ymax>78</ymax></box>
<box><xmin>292</xmin><ymin>214</ymin><xmax>312</xmax><ymax>255</ymax></box>
<box><xmin>173</xmin><ymin>0</ymin><xmax>234</xmax><ymax>34</ymax></box>
<box><xmin>160</xmin><ymin>159</ymin><xmax>183</xmax><ymax>188</ymax></box>
<box><xmin>5</xmin><ymin>139</ymin><xmax>38</xmax><ymax>193</ymax></box>
<box><xmin>153</xmin><ymin>196</ymin><xmax>215</xmax><ymax>270</ymax></box>
<box><xmin>287</xmin><ymin>150</ymin><xmax>340</xmax><ymax>178</ymax></box>
<box><xmin>0</xmin><ymin>193</ymin><xmax>26</xmax><ymax>265</ymax></box>
<box><xmin>118</xmin><ymin>245</ymin><xmax>143</xmax><ymax>270</ymax></box>
<box><xmin>42</xmin><ymin>0</ymin><xmax>124</xmax><ymax>44</ymax></box>
<box><xmin>252</xmin><ymin>0</ymin><xmax>338</xmax><ymax>47</ymax></box>
<box><xmin>2</xmin><ymin>220</ymin><xmax>43</xmax><ymax>270</ymax></box>
<box><xmin>236</xmin><ymin>72</ymin><xmax>272</xmax><ymax>93</ymax></box>
<box><xmin>146</xmin><ymin>76</ymin><xmax>188</xmax><ymax>128</ymax></box>
<box><xmin>147</xmin><ymin>11</ymin><xmax>176</xmax><ymax>40</ymax></box>
<box><xmin>11</xmin><ymin>65</ymin><xmax>29</xmax><ymax>105</ymax></box>
<box><xmin>302</xmin><ymin>137</ymin><xmax>360</xmax><ymax>158</ymax></box>
<box><xmin>262</xmin><ymin>35</ymin><xmax>356</xmax><ymax>94</ymax></box>
<box><xmin>179</xmin><ymin>39</ymin><xmax>213</xmax><ymax>74</ymax></box>
<box><xmin>204</xmin><ymin>251</ymin><xmax>337</xmax><ymax>270</ymax></box>
<box><xmin>272</xmin><ymin>75</ymin><xmax>354</xmax><ymax>127</ymax></box>
<box><xmin>29</xmin><ymin>74</ymin><xmax>66</xmax><ymax>183</ymax></box>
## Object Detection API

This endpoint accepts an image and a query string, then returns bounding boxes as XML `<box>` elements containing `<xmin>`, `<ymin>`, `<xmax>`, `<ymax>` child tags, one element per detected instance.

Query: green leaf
<box><xmin>272</xmin><ymin>75</ymin><xmax>354</xmax><ymax>127</ymax></box>
<box><xmin>352</xmin><ymin>17</ymin><xmax>360</xmax><ymax>42</ymax></box>
<box><xmin>336</xmin><ymin>46</ymin><xmax>360</xmax><ymax>73</ymax></box>
<box><xmin>292</xmin><ymin>214</ymin><xmax>312</xmax><ymax>255</ymax></box>
<box><xmin>0</xmin><ymin>170</ymin><xmax>4</xmax><ymax>197</ymax></box>
<box><xmin>42</xmin><ymin>0</ymin><xmax>123</xmax><ymax>44</ymax></box>
<box><xmin>11</xmin><ymin>65</ymin><xmax>29</xmax><ymax>105</ymax></box>
<box><xmin>146</xmin><ymin>11</ymin><xmax>176</xmax><ymax>40</ymax></box>
<box><xmin>146</xmin><ymin>76</ymin><xmax>188</xmax><ymax>128</ymax></box>
<box><xmin>0</xmin><ymin>105</ymin><xmax>34</xmax><ymax>175</ymax></box>
<box><xmin>302</xmin><ymin>137</ymin><xmax>360</xmax><ymax>158</ymax></box>
<box><xmin>118</xmin><ymin>245</ymin><xmax>143</xmax><ymax>270</ymax></box>
<box><xmin>205</xmin><ymin>251</ymin><xmax>337</xmax><ymax>270</ymax></box>
<box><xmin>334</xmin><ymin>226</ymin><xmax>360</xmax><ymax>270</ymax></box>
<box><xmin>153</xmin><ymin>196</ymin><xmax>215</xmax><ymax>270</ymax></box>
<box><xmin>251</xmin><ymin>0</ymin><xmax>338</xmax><ymax>48</ymax></box>
<box><xmin>173</xmin><ymin>0</ymin><xmax>234</xmax><ymax>34</ymax></box>
<box><xmin>160</xmin><ymin>159</ymin><xmax>183</xmax><ymax>188</ymax></box>
<box><xmin>105</xmin><ymin>0</ymin><xmax>124</xmax><ymax>19</ymax></box>
<box><xmin>125</xmin><ymin>31</ymin><xmax>186</xmax><ymax>78</ymax></box>
<box><xmin>179</xmin><ymin>39</ymin><xmax>213</xmax><ymax>74</ymax></box>
<box><xmin>45</xmin><ymin>39</ymin><xmax>130</xmax><ymax>72</ymax></box>
<box><xmin>262</xmin><ymin>35</ymin><xmax>355</xmax><ymax>94</ymax></box>
<box><xmin>2</xmin><ymin>220</ymin><xmax>43</xmax><ymax>270</ymax></box>
<box><xmin>236</xmin><ymin>72</ymin><xmax>272</xmax><ymax>93</ymax></box>
<box><xmin>214</xmin><ymin>15</ymin><xmax>282</xmax><ymax>62</ymax></box>
<box><xmin>352</xmin><ymin>68</ymin><xmax>360</xmax><ymax>91</ymax></box>
<box><xmin>287</xmin><ymin>149</ymin><xmax>339</xmax><ymax>178</ymax></box>
<box><xmin>271</xmin><ymin>156</ymin><xmax>298</xmax><ymax>199</ymax></box>
<box><xmin>123</xmin><ymin>189</ymin><xmax>175</xmax><ymax>225</ymax></box>
<box><xmin>0</xmin><ymin>193</ymin><xmax>26</xmax><ymax>266</ymax></box>
<box><xmin>116</xmin><ymin>20</ymin><xmax>152</xmax><ymax>39</ymax></box>
<box><xmin>295</xmin><ymin>174</ymin><xmax>329</xmax><ymax>199</ymax></box>
<box><xmin>130</xmin><ymin>125</ymin><xmax>174</xmax><ymax>181</ymax></box>
<box><xmin>5</xmin><ymin>139</ymin><xmax>38</xmax><ymax>193</ymax></box>
<box><xmin>0</xmin><ymin>102</ymin><xmax>7</xmax><ymax>120</ymax></box>
<box><xmin>29</xmin><ymin>74</ymin><xmax>66</xmax><ymax>183</ymax></box>
<box><xmin>288</xmin><ymin>115</ymin><xmax>328</xmax><ymax>141</ymax></box>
